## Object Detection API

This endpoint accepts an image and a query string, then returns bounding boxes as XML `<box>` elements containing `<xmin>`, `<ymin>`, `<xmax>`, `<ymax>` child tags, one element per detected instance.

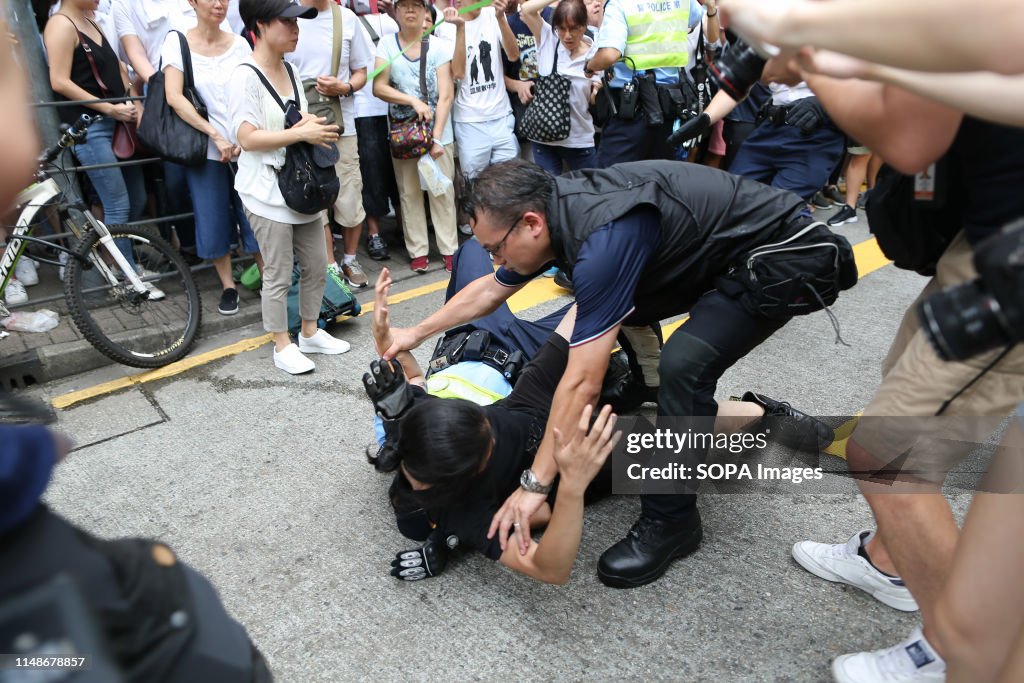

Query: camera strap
<box><xmin>934</xmin><ymin>344</ymin><xmax>1016</xmax><ymax>416</ymax></box>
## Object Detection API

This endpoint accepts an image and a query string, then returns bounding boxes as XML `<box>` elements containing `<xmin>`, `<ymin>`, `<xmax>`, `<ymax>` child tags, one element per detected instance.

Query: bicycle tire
<box><xmin>64</xmin><ymin>223</ymin><xmax>202</xmax><ymax>368</ymax></box>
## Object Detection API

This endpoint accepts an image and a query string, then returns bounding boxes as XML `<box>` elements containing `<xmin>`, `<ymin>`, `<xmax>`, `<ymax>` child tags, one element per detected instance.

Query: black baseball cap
<box><xmin>240</xmin><ymin>0</ymin><xmax>318</xmax><ymax>31</ymax></box>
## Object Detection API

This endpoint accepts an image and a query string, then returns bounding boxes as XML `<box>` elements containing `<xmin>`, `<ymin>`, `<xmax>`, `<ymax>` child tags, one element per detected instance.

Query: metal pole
<box><xmin>6</xmin><ymin>0</ymin><xmax>81</xmax><ymax>200</ymax></box>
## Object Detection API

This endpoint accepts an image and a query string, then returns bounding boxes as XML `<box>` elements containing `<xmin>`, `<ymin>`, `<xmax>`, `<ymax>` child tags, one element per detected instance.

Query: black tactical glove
<box><xmin>390</xmin><ymin>528</ymin><xmax>459</xmax><ymax>581</ymax></box>
<box><xmin>667</xmin><ymin>112</ymin><xmax>711</xmax><ymax>146</ymax></box>
<box><xmin>362</xmin><ymin>358</ymin><xmax>415</xmax><ymax>421</ymax></box>
<box><xmin>785</xmin><ymin>96</ymin><xmax>827</xmax><ymax>133</ymax></box>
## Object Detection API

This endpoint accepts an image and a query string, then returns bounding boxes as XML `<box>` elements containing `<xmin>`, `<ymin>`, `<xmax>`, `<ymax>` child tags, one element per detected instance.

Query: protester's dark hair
<box><xmin>391</xmin><ymin>399</ymin><xmax>492</xmax><ymax>510</ymax></box>
<box><xmin>427</xmin><ymin>5</ymin><xmax>437</xmax><ymax>24</ymax></box>
<box><xmin>460</xmin><ymin>159</ymin><xmax>555</xmax><ymax>226</ymax></box>
<box><xmin>552</xmin><ymin>0</ymin><xmax>588</xmax><ymax>31</ymax></box>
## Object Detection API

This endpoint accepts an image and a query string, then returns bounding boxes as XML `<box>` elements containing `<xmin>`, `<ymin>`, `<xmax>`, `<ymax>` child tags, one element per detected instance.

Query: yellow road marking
<box><xmin>51</xmin><ymin>334</ymin><xmax>274</xmax><ymax>409</ymax></box>
<box><xmin>53</xmin><ymin>237</ymin><xmax>893</xmax><ymax>410</ymax></box>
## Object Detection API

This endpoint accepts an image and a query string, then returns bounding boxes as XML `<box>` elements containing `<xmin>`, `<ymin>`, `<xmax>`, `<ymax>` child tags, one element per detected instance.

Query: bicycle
<box><xmin>0</xmin><ymin>114</ymin><xmax>202</xmax><ymax>368</ymax></box>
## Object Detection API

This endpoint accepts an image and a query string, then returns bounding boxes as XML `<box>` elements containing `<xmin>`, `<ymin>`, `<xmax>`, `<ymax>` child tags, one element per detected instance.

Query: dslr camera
<box><xmin>708</xmin><ymin>38</ymin><xmax>768</xmax><ymax>102</ymax></box>
<box><xmin>918</xmin><ymin>218</ymin><xmax>1024</xmax><ymax>361</ymax></box>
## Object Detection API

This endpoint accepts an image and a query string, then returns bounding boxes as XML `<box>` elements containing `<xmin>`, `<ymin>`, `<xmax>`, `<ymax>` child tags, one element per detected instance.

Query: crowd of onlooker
<box><xmin>3</xmin><ymin>0</ymin><xmax>878</xmax><ymax>373</ymax></box>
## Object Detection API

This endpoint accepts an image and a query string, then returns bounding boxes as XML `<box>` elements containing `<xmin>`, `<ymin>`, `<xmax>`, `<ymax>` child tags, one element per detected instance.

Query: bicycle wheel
<box><xmin>64</xmin><ymin>223</ymin><xmax>202</xmax><ymax>368</ymax></box>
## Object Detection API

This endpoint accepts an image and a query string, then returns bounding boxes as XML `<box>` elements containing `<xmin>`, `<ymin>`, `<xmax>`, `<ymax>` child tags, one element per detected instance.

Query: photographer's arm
<box><xmin>803</xmin><ymin>74</ymin><xmax>961</xmax><ymax>174</ymax></box>
<box><xmin>867</xmin><ymin>67</ymin><xmax>1024</xmax><ymax>129</ymax></box>
<box><xmin>720</xmin><ymin>0</ymin><xmax>1024</xmax><ymax>76</ymax></box>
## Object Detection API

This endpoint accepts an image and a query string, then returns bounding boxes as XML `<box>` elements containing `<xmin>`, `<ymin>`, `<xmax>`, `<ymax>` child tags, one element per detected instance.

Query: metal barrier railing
<box><xmin>6</xmin><ymin>94</ymin><xmax>262</xmax><ymax>304</ymax></box>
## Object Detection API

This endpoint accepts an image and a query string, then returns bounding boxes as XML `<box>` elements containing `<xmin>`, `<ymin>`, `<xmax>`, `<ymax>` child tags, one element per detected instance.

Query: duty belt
<box><xmin>427</xmin><ymin>328</ymin><xmax>526</xmax><ymax>385</ymax></box>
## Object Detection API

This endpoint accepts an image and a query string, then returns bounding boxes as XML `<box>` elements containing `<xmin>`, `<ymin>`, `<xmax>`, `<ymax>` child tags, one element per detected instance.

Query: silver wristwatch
<box><xmin>520</xmin><ymin>469</ymin><xmax>553</xmax><ymax>494</ymax></box>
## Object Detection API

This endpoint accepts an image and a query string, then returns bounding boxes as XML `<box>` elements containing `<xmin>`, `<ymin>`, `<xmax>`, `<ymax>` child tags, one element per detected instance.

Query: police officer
<box><xmin>728</xmin><ymin>80</ymin><xmax>846</xmax><ymax>201</ymax></box>
<box><xmin>384</xmin><ymin>159</ymin><xmax>849</xmax><ymax>587</ymax></box>
<box><xmin>583</xmin><ymin>0</ymin><xmax>713</xmax><ymax>167</ymax></box>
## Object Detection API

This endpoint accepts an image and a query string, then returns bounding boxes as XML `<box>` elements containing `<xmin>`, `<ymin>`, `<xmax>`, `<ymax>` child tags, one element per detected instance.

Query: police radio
<box><xmin>619</xmin><ymin>78</ymin><xmax>638</xmax><ymax>120</ymax></box>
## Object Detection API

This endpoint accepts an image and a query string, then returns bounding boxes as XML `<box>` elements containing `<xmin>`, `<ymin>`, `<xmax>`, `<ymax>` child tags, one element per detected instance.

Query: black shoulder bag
<box><xmin>137</xmin><ymin>30</ymin><xmax>209</xmax><ymax>166</ymax></box>
<box><xmin>242</xmin><ymin>63</ymin><xmax>341</xmax><ymax>215</ymax></box>
<box><xmin>865</xmin><ymin>158</ymin><xmax>964</xmax><ymax>276</ymax></box>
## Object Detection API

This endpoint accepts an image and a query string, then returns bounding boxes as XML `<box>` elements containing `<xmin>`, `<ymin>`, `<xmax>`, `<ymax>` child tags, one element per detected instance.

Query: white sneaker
<box><xmin>136</xmin><ymin>268</ymin><xmax>166</xmax><ymax>301</ymax></box>
<box><xmin>14</xmin><ymin>258</ymin><xmax>38</xmax><ymax>286</ymax></box>
<box><xmin>298</xmin><ymin>328</ymin><xmax>351</xmax><ymax>355</ymax></box>
<box><xmin>792</xmin><ymin>530</ymin><xmax>919</xmax><ymax>612</ymax></box>
<box><xmin>4</xmin><ymin>279</ymin><xmax>28</xmax><ymax>306</ymax></box>
<box><xmin>832</xmin><ymin>626</ymin><xmax>945</xmax><ymax>682</ymax></box>
<box><xmin>273</xmin><ymin>343</ymin><xmax>315</xmax><ymax>374</ymax></box>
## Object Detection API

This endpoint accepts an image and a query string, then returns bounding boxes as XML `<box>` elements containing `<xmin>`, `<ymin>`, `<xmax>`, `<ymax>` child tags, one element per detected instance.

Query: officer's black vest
<box><xmin>547</xmin><ymin>161</ymin><xmax>808</xmax><ymax>324</ymax></box>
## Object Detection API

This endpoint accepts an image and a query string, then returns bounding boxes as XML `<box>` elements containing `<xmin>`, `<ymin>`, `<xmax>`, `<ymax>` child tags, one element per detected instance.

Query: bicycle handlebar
<box><xmin>38</xmin><ymin>114</ymin><xmax>95</xmax><ymax>167</ymax></box>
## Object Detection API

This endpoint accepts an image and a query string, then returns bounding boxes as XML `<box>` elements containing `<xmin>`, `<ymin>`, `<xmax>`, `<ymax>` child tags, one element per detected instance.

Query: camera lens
<box><xmin>709</xmin><ymin>40</ymin><xmax>767</xmax><ymax>102</ymax></box>
<box><xmin>917</xmin><ymin>280</ymin><xmax>1012</xmax><ymax>361</ymax></box>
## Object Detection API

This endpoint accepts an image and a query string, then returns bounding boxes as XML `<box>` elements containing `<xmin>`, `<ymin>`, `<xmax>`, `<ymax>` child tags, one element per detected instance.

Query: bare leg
<box><xmin>867</xmin><ymin>153</ymin><xmax>884</xmax><ymax>189</ymax></box>
<box><xmin>212</xmin><ymin>254</ymin><xmax>234</xmax><ymax>291</ymax></box>
<box><xmin>714</xmin><ymin>400</ymin><xmax>765</xmax><ymax>434</ymax></box>
<box><xmin>366</xmin><ymin>215</ymin><xmax>381</xmax><ymax>237</ymax></box>
<box><xmin>931</xmin><ymin>419</ymin><xmax>1024</xmax><ymax>681</ymax></box>
<box><xmin>342</xmin><ymin>222</ymin><xmax>363</xmax><ymax>259</ymax></box>
<box><xmin>273</xmin><ymin>331</ymin><xmax>291</xmax><ymax>352</ymax></box>
<box><xmin>849</xmin><ymin>437</ymin><xmax>959</xmax><ymax>624</ymax></box>
<box><xmin>845</xmin><ymin>153</ymin><xmax>870</xmax><ymax>207</ymax></box>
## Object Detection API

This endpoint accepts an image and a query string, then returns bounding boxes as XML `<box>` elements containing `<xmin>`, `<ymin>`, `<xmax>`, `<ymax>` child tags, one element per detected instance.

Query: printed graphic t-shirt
<box><xmin>453</xmin><ymin>7</ymin><xmax>513</xmax><ymax>123</ymax></box>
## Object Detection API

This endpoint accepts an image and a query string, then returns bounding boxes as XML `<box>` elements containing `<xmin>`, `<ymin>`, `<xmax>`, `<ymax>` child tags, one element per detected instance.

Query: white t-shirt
<box><xmin>161</xmin><ymin>33</ymin><xmax>252</xmax><ymax>161</ymax></box>
<box><xmin>452</xmin><ymin>7</ymin><xmax>512</xmax><ymax>123</ymax></box>
<box><xmin>532</xmin><ymin>23</ymin><xmax>598</xmax><ymax>149</ymax></box>
<box><xmin>770</xmin><ymin>81</ymin><xmax>815</xmax><ymax>106</ymax></box>
<box><xmin>229</xmin><ymin>59</ymin><xmax>320</xmax><ymax>224</ymax></box>
<box><xmin>354</xmin><ymin>13</ymin><xmax>398</xmax><ymax>119</ymax></box>
<box><xmin>288</xmin><ymin>6</ymin><xmax>375</xmax><ymax>137</ymax></box>
<box><xmin>227</xmin><ymin>0</ymin><xmax>245</xmax><ymax>35</ymax></box>
<box><xmin>374</xmin><ymin>34</ymin><xmax>454</xmax><ymax>145</ymax></box>
<box><xmin>114</xmin><ymin>0</ymin><xmax>230</xmax><ymax>72</ymax></box>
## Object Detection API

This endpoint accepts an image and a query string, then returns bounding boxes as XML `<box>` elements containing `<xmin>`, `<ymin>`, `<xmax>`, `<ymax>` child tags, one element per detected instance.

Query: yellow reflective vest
<box><xmin>624</xmin><ymin>0</ymin><xmax>691</xmax><ymax>70</ymax></box>
<box><xmin>425</xmin><ymin>374</ymin><xmax>506</xmax><ymax>406</ymax></box>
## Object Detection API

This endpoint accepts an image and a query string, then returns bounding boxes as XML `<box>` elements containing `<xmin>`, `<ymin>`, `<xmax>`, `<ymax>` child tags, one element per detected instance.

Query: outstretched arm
<box><xmin>372</xmin><ymin>268</ymin><xmax>425</xmax><ymax>386</ymax></box>
<box><xmin>498</xmin><ymin>405</ymin><xmax>621</xmax><ymax>584</ymax></box>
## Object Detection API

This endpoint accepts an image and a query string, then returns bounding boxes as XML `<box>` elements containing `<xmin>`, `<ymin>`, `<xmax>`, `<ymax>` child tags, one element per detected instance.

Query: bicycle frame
<box><xmin>0</xmin><ymin>177</ymin><xmax>150</xmax><ymax>317</ymax></box>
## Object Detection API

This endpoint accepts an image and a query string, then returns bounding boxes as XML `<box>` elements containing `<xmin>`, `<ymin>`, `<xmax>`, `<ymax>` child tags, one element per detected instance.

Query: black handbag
<box><xmin>242</xmin><ymin>63</ymin><xmax>340</xmax><ymax>216</ymax></box>
<box><xmin>137</xmin><ymin>31</ymin><xmax>209</xmax><ymax>166</ymax></box>
<box><xmin>520</xmin><ymin>44</ymin><xmax>571</xmax><ymax>143</ymax></box>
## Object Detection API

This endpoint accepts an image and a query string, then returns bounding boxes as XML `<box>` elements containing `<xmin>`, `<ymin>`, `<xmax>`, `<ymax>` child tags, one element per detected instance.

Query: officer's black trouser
<box><xmin>596</xmin><ymin>99</ymin><xmax>676</xmax><ymax>167</ymax></box>
<box><xmin>640</xmin><ymin>289</ymin><xmax>789</xmax><ymax>522</ymax></box>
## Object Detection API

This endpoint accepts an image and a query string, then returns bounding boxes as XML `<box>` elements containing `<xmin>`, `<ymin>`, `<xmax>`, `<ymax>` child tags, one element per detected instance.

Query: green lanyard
<box><xmin>367</xmin><ymin>0</ymin><xmax>494</xmax><ymax>81</ymax></box>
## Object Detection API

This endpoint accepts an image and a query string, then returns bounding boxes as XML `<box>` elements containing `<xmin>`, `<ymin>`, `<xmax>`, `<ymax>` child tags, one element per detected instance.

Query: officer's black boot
<box><xmin>741</xmin><ymin>391</ymin><xmax>834</xmax><ymax>453</ymax></box>
<box><xmin>597</xmin><ymin>508</ymin><xmax>703</xmax><ymax>588</ymax></box>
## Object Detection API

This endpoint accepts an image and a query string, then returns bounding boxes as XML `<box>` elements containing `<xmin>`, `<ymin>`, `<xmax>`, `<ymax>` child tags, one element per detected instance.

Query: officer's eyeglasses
<box><xmin>482</xmin><ymin>214</ymin><xmax>522</xmax><ymax>258</ymax></box>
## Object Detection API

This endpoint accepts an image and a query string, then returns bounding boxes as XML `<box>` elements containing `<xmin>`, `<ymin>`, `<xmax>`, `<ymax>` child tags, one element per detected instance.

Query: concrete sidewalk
<box><xmin>0</xmin><ymin>217</ymin><xmax>458</xmax><ymax>388</ymax></box>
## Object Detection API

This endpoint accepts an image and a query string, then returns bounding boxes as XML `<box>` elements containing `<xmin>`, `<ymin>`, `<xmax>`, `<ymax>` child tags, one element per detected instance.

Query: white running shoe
<box><xmin>14</xmin><ymin>258</ymin><xmax>38</xmax><ymax>286</ymax></box>
<box><xmin>792</xmin><ymin>530</ymin><xmax>919</xmax><ymax>612</ymax></box>
<box><xmin>298</xmin><ymin>328</ymin><xmax>351</xmax><ymax>355</ymax></box>
<box><xmin>273</xmin><ymin>343</ymin><xmax>315</xmax><ymax>374</ymax></box>
<box><xmin>832</xmin><ymin>626</ymin><xmax>945</xmax><ymax>682</ymax></box>
<box><xmin>4</xmin><ymin>279</ymin><xmax>28</xmax><ymax>306</ymax></box>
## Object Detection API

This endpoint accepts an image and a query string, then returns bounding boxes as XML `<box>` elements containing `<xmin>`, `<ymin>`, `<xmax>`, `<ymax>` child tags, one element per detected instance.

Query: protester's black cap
<box><xmin>240</xmin><ymin>0</ymin><xmax>318</xmax><ymax>31</ymax></box>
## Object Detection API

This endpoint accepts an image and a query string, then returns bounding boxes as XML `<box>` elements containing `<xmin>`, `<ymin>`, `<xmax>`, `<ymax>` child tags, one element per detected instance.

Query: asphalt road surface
<box><xmin>26</xmin><ymin>215</ymin><xmax>972</xmax><ymax>682</ymax></box>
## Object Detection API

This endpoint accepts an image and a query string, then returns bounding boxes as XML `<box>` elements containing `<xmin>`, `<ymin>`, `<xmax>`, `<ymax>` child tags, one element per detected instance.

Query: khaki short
<box><xmin>330</xmin><ymin>135</ymin><xmax>367</xmax><ymax>228</ymax></box>
<box><xmin>852</xmin><ymin>231</ymin><xmax>1024</xmax><ymax>480</ymax></box>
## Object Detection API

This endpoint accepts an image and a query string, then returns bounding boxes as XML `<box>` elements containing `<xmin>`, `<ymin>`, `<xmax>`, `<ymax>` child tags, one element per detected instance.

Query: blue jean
<box><xmin>532</xmin><ymin>144</ymin><xmax>598</xmax><ymax>177</ymax></box>
<box><xmin>72</xmin><ymin>116</ymin><xmax>146</xmax><ymax>266</ymax></box>
<box><xmin>185</xmin><ymin>159</ymin><xmax>259</xmax><ymax>260</ymax></box>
